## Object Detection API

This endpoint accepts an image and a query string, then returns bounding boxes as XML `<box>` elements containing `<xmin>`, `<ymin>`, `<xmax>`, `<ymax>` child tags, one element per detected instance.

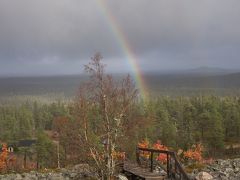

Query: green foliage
<box><xmin>35</xmin><ymin>132</ymin><xmax>56</xmax><ymax>168</ymax></box>
<box><xmin>0</xmin><ymin>101</ymin><xmax>70</xmax><ymax>142</ymax></box>
<box><xmin>137</xmin><ymin>96</ymin><xmax>240</xmax><ymax>155</ymax></box>
<box><xmin>0</xmin><ymin>94</ymin><xmax>240</xmax><ymax>161</ymax></box>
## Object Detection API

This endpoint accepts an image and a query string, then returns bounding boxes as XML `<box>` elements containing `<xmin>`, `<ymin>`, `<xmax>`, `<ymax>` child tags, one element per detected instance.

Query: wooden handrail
<box><xmin>138</xmin><ymin>147</ymin><xmax>175</xmax><ymax>155</ymax></box>
<box><xmin>136</xmin><ymin>147</ymin><xmax>190</xmax><ymax>180</ymax></box>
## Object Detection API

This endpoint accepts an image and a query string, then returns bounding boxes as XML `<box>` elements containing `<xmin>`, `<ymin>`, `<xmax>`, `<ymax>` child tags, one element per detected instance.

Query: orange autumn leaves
<box><xmin>0</xmin><ymin>143</ymin><xmax>17</xmax><ymax>172</ymax></box>
<box><xmin>138</xmin><ymin>139</ymin><xmax>168</xmax><ymax>163</ymax></box>
<box><xmin>153</xmin><ymin>140</ymin><xmax>169</xmax><ymax>163</ymax></box>
<box><xmin>0</xmin><ymin>144</ymin><xmax>8</xmax><ymax>171</ymax></box>
<box><xmin>112</xmin><ymin>151</ymin><xmax>125</xmax><ymax>161</ymax></box>
<box><xmin>138</xmin><ymin>139</ymin><xmax>151</xmax><ymax>159</ymax></box>
<box><xmin>138</xmin><ymin>139</ymin><xmax>203</xmax><ymax>163</ymax></box>
<box><xmin>183</xmin><ymin>144</ymin><xmax>203</xmax><ymax>162</ymax></box>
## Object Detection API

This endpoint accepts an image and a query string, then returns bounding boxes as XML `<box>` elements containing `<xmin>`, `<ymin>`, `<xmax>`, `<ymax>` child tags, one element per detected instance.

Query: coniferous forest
<box><xmin>1</xmin><ymin>96</ymin><xmax>240</xmax><ymax>151</ymax></box>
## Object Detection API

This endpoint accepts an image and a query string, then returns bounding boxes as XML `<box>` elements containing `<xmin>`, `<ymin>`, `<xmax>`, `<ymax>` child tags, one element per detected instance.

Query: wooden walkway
<box><xmin>123</xmin><ymin>161</ymin><xmax>166</xmax><ymax>180</ymax></box>
<box><xmin>122</xmin><ymin>147</ymin><xmax>190</xmax><ymax>180</ymax></box>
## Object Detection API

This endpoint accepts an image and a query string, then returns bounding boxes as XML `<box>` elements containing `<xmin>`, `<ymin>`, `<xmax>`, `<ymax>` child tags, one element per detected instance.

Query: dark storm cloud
<box><xmin>0</xmin><ymin>0</ymin><xmax>240</xmax><ymax>75</ymax></box>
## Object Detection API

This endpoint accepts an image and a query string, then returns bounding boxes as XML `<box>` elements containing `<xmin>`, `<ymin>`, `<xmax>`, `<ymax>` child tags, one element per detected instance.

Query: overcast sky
<box><xmin>0</xmin><ymin>0</ymin><xmax>240</xmax><ymax>76</ymax></box>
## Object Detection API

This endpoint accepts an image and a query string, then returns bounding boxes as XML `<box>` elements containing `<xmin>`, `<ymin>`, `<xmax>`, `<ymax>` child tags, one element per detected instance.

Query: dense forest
<box><xmin>1</xmin><ymin>95</ymin><xmax>240</xmax><ymax>165</ymax></box>
<box><xmin>0</xmin><ymin>88</ymin><xmax>240</xmax><ymax>175</ymax></box>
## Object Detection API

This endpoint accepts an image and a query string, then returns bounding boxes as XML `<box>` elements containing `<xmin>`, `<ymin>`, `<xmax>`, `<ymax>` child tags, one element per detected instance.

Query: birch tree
<box><xmin>75</xmin><ymin>53</ymin><xmax>138</xmax><ymax>179</ymax></box>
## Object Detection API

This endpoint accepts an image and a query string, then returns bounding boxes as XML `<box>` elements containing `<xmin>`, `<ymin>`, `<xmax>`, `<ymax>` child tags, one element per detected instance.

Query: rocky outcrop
<box><xmin>1</xmin><ymin>159</ymin><xmax>240</xmax><ymax>180</ymax></box>
<box><xmin>191</xmin><ymin>158</ymin><xmax>240</xmax><ymax>180</ymax></box>
<box><xmin>195</xmin><ymin>172</ymin><xmax>213</xmax><ymax>180</ymax></box>
<box><xmin>0</xmin><ymin>164</ymin><xmax>97</xmax><ymax>180</ymax></box>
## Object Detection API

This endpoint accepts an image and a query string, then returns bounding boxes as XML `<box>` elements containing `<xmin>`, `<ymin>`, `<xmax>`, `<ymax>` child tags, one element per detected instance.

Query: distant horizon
<box><xmin>0</xmin><ymin>66</ymin><xmax>240</xmax><ymax>78</ymax></box>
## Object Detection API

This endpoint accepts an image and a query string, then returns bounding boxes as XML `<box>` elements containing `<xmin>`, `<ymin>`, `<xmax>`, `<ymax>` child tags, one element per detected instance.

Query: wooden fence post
<box><xmin>150</xmin><ymin>151</ymin><xmax>153</xmax><ymax>172</ymax></box>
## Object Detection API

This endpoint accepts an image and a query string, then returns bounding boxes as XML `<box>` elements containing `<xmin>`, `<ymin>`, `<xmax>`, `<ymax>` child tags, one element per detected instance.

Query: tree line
<box><xmin>0</xmin><ymin>101</ymin><xmax>69</xmax><ymax>141</ymax></box>
<box><xmin>1</xmin><ymin>89</ymin><xmax>240</xmax><ymax>160</ymax></box>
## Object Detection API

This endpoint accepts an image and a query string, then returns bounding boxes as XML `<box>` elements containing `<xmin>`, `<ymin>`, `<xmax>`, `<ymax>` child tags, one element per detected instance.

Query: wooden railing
<box><xmin>136</xmin><ymin>147</ymin><xmax>190</xmax><ymax>180</ymax></box>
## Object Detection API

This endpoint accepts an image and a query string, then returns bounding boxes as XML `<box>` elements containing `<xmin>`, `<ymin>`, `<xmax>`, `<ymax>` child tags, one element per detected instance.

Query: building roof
<box><xmin>18</xmin><ymin>139</ymin><xmax>37</xmax><ymax>147</ymax></box>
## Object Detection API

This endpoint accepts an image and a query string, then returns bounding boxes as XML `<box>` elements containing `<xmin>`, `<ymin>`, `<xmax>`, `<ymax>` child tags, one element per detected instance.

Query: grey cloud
<box><xmin>0</xmin><ymin>0</ymin><xmax>240</xmax><ymax>75</ymax></box>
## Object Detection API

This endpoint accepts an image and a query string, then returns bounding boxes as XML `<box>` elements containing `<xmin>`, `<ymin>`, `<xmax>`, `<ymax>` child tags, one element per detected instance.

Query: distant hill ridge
<box><xmin>144</xmin><ymin>71</ymin><xmax>240</xmax><ymax>89</ymax></box>
<box><xmin>0</xmin><ymin>69</ymin><xmax>240</xmax><ymax>97</ymax></box>
<box><xmin>184</xmin><ymin>66</ymin><xmax>239</xmax><ymax>76</ymax></box>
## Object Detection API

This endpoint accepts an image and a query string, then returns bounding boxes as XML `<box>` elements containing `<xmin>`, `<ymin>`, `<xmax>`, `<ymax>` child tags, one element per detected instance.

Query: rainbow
<box><xmin>96</xmin><ymin>0</ymin><xmax>149</xmax><ymax>99</ymax></box>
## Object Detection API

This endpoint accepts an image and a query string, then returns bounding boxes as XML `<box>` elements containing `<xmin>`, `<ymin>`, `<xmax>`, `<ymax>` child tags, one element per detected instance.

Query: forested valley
<box><xmin>1</xmin><ymin>95</ymin><xmax>240</xmax><ymax>166</ymax></box>
<box><xmin>1</xmin><ymin>56</ymin><xmax>240</xmax><ymax>179</ymax></box>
